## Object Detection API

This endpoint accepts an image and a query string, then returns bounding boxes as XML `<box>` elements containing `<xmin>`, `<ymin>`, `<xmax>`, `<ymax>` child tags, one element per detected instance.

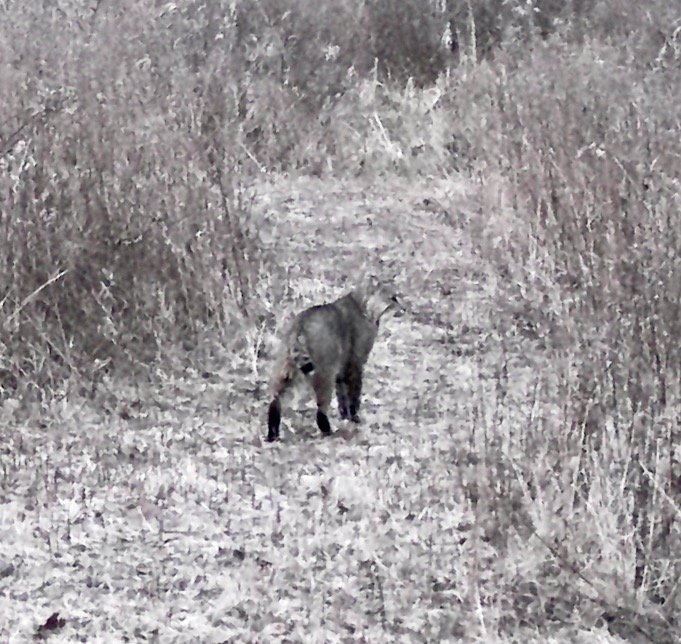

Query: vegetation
<box><xmin>1</xmin><ymin>0</ymin><xmax>680</xmax><ymax>640</ymax></box>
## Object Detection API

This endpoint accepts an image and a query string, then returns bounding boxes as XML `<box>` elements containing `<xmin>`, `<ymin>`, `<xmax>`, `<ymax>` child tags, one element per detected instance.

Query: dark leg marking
<box><xmin>349</xmin><ymin>405</ymin><xmax>361</xmax><ymax>424</ymax></box>
<box><xmin>267</xmin><ymin>398</ymin><xmax>281</xmax><ymax>442</ymax></box>
<box><xmin>316</xmin><ymin>410</ymin><xmax>332</xmax><ymax>436</ymax></box>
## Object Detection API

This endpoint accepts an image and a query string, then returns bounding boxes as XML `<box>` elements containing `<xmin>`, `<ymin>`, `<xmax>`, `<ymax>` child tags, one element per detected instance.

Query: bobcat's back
<box><xmin>284</xmin><ymin>300</ymin><xmax>353</xmax><ymax>378</ymax></box>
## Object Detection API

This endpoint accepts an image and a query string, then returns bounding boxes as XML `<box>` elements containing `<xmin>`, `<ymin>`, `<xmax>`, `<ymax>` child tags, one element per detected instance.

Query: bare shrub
<box><xmin>446</xmin><ymin>38</ymin><xmax>681</xmax><ymax>614</ymax></box>
<box><xmin>0</xmin><ymin>2</ymin><xmax>265</xmax><ymax>392</ymax></box>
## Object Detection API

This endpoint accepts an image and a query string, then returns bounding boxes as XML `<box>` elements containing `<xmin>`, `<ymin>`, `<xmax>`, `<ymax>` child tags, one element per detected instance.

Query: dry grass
<box><xmin>1</xmin><ymin>1</ymin><xmax>681</xmax><ymax>641</ymax></box>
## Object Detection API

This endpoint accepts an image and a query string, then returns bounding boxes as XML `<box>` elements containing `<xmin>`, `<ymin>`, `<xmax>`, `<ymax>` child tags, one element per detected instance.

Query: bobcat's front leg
<box><xmin>336</xmin><ymin>375</ymin><xmax>349</xmax><ymax>420</ymax></box>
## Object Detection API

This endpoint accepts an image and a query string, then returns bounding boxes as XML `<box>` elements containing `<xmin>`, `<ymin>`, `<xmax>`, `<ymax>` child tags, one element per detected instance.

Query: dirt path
<box><xmin>1</xmin><ymin>176</ymin><xmax>559</xmax><ymax>643</ymax></box>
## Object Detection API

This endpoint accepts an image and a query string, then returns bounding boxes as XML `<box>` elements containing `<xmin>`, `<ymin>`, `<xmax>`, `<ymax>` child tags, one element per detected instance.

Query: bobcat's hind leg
<box><xmin>312</xmin><ymin>373</ymin><xmax>334</xmax><ymax>436</ymax></box>
<box><xmin>266</xmin><ymin>363</ymin><xmax>295</xmax><ymax>442</ymax></box>
<box><xmin>267</xmin><ymin>398</ymin><xmax>282</xmax><ymax>442</ymax></box>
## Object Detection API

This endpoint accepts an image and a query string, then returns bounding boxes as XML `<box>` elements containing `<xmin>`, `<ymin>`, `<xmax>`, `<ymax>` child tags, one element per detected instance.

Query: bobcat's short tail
<box><xmin>290</xmin><ymin>331</ymin><xmax>315</xmax><ymax>375</ymax></box>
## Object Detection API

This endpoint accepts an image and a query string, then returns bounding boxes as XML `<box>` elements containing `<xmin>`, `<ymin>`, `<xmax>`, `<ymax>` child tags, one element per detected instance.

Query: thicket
<box><xmin>446</xmin><ymin>39</ymin><xmax>681</xmax><ymax>634</ymax></box>
<box><xmin>434</xmin><ymin>2</ymin><xmax>681</xmax><ymax>636</ymax></box>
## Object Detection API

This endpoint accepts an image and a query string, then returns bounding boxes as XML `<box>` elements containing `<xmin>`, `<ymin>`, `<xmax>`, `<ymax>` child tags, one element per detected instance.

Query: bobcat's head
<box><xmin>353</xmin><ymin>277</ymin><xmax>405</xmax><ymax>326</ymax></box>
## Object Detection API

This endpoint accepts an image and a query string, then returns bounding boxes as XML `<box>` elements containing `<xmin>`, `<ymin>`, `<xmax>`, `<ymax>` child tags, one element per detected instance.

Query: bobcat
<box><xmin>266</xmin><ymin>281</ymin><xmax>404</xmax><ymax>442</ymax></box>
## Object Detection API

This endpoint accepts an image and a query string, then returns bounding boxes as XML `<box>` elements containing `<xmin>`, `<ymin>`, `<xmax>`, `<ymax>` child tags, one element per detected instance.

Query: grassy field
<box><xmin>2</xmin><ymin>1</ymin><xmax>681</xmax><ymax>642</ymax></box>
<box><xmin>1</xmin><ymin>175</ymin><xmax>672</xmax><ymax>642</ymax></box>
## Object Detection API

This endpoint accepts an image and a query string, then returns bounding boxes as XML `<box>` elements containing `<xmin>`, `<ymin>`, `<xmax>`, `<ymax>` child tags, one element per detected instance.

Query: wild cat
<box><xmin>266</xmin><ymin>281</ymin><xmax>404</xmax><ymax>442</ymax></box>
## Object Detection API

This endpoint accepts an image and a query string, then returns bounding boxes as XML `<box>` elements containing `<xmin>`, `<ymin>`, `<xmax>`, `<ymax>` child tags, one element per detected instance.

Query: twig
<box><xmin>5</xmin><ymin>269</ymin><xmax>69</xmax><ymax>325</ymax></box>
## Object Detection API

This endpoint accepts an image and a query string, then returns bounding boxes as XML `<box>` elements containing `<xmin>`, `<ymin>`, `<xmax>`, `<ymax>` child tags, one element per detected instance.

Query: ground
<box><xmin>0</xmin><ymin>176</ymin><xmax>637</xmax><ymax>642</ymax></box>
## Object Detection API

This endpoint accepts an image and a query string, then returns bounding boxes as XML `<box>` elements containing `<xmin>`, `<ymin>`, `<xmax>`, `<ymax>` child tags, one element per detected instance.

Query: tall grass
<box><xmin>0</xmin><ymin>2</ymin><xmax>267</xmax><ymax>393</ymax></box>
<box><xmin>438</xmin><ymin>35</ymin><xmax>681</xmax><ymax>631</ymax></box>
